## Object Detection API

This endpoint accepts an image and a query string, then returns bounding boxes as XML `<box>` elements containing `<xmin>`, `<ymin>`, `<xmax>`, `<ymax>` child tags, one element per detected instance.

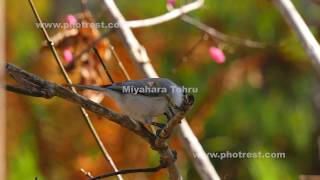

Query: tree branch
<box><xmin>126</xmin><ymin>0</ymin><xmax>265</xmax><ymax>49</ymax></box>
<box><xmin>178</xmin><ymin>120</ymin><xmax>221</xmax><ymax>180</ymax></box>
<box><xmin>89</xmin><ymin>163</ymin><xmax>167</xmax><ymax>180</ymax></box>
<box><xmin>6</xmin><ymin>85</ymin><xmax>47</xmax><ymax>97</ymax></box>
<box><xmin>180</xmin><ymin>15</ymin><xmax>267</xmax><ymax>48</ymax></box>
<box><xmin>126</xmin><ymin>0</ymin><xmax>204</xmax><ymax>28</ymax></box>
<box><xmin>103</xmin><ymin>0</ymin><xmax>157</xmax><ymax>77</ymax></box>
<box><xmin>273</xmin><ymin>0</ymin><xmax>320</xmax><ymax>75</ymax></box>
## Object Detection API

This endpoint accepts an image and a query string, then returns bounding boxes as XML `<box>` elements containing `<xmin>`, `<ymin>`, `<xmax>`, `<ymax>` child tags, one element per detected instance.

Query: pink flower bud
<box><xmin>209</xmin><ymin>47</ymin><xmax>225</xmax><ymax>64</ymax></box>
<box><xmin>63</xmin><ymin>49</ymin><xmax>73</xmax><ymax>63</ymax></box>
<box><xmin>66</xmin><ymin>14</ymin><xmax>77</xmax><ymax>26</ymax></box>
<box><xmin>167</xmin><ymin>0</ymin><xmax>176</xmax><ymax>6</ymax></box>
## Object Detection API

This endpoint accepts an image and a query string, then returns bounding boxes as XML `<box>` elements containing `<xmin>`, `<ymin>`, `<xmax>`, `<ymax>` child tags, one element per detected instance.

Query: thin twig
<box><xmin>81</xmin><ymin>0</ymin><xmax>89</xmax><ymax>13</ymax></box>
<box><xmin>109</xmin><ymin>45</ymin><xmax>131</xmax><ymax>80</ymax></box>
<box><xmin>127</xmin><ymin>0</ymin><xmax>266</xmax><ymax>49</ymax></box>
<box><xmin>172</xmin><ymin>33</ymin><xmax>209</xmax><ymax>72</ymax></box>
<box><xmin>89</xmin><ymin>163</ymin><xmax>167</xmax><ymax>180</ymax></box>
<box><xmin>181</xmin><ymin>33</ymin><xmax>209</xmax><ymax>62</ymax></box>
<box><xmin>27</xmin><ymin>1</ymin><xmax>123</xmax><ymax>180</ymax></box>
<box><xmin>93</xmin><ymin>47</ymin><xmax>114</xmax><ymax>83</ymax></box>
<box><xmin>180</xmin><ymin>15</ymin><xmax>267</xmax><ymax>48</ymax></box>
<box><xmin>66</xmin><ymin>30</ymin><xmax>114</xmax><ymax>70</ymax></box>
<box><xmin>126</xmin><ymin>0</ymin><xmax>204</xmax><ymax>28</ymax></box>
<box><xmin>103</xmin><ymin>0</ymin><xmax>158</xmax><ymax>76</ymax></box>
<box><xmin>81</xmin><ymin>168</ymin><xmax>94</xmax><ymax>178</ymax></box>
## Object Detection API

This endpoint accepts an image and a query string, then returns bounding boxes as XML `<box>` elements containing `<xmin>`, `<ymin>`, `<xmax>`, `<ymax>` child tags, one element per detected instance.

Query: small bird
<box><xmin>71</xmin><ymin>78</ymin><xmax>186</xmax><ymax>125</ymax></box>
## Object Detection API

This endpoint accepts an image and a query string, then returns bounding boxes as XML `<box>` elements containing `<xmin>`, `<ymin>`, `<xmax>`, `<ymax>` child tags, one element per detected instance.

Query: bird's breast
<box><xmin>119</xmin><ymin>94</ymin><xmax>168</xmax><ymax>117</ymax></box>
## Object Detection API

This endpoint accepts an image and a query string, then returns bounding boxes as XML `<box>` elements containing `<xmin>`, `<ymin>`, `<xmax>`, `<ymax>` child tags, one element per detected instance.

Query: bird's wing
<box><xmin>71</xmin><ymin>78</ymin><xmax>177</xmax><ymax>97</ymax></box>
<box><xmin>69</xmin><ymin>84</ymin><xmax>108</xmax><ymax>92</ymax></box>
<box><xmin>104</xmin><ymin>78</ymin><xmax>172</xmax><ymax>97</ymax></box>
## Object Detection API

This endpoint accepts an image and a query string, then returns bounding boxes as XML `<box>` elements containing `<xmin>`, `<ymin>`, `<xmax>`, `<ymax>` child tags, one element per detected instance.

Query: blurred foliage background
<box><xmin>5</xmin><ymin>0</ymin><xmax>320</xmax><ymax>179</ymax></box>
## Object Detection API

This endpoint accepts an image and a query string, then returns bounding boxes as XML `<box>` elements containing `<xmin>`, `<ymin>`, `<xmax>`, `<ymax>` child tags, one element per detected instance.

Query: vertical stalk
<box><xmin>27</xmin><ymin>1</ymin><xmax>123</xmax><ymax>179</ymax></box>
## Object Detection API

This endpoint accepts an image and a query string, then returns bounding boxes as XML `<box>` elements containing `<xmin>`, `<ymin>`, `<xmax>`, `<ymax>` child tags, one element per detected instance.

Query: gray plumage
<box><xmin>71</xmin><ymin>78</ymin><xmax>184</xmax><ymax>124</ymax></box>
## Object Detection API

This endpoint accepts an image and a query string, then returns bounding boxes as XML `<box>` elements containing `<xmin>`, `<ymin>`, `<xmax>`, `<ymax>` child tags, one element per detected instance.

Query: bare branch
<box><xmin>103</xmin><ymin>0</ymin><xmax>157</xmax><ymax>76</ymax></box>
<box><xmin>180</xmin><ymin>15</ymin><xmax>267</xmax><ymax>48</ymax></box>
<box><xmin>71</xmin><ymin>30</ymin><xmax>114</xmax><ymax>64</ymax></box>
<box><xmin>178</xmin><ymin>120</ymin><xmax>221</xmax><ymax>180</ymax></box>
<box><xmin>273</xmin><ymin>0</ymin><xmax>320</xmax><ymax>75</ymax></box>
<box><xmin>126</xmin><ymin>0</ymin><xmax>204</xmax><ymax>28</ymax></box>
<box><xmin>93</xmin><ymin>47</ymin><xmax>114</xmax><ymax>83</ymax></box>
<box><xmin>127</xmin><ymin>0</ymin><xmax>265</xmax><ymax>49</ymax></box>
<box><xmin>109</xmin><ymin>45</ymin><xmax>131</xmax><ymax>80</ymax></box>
<box><xmin>81</xmin><ymin>168</ymin><xmax>94</xmax><ymax>179</ymax></box>
<box><xmin>6</xmin><ymin>85</ymin><xmax>47</xmax><ymax>97</ymax></box>
<box><xmin>89</xmin><ymin>163</ymin><xmax>167</xmax><ymax>180</ymax></box>
<box><xmin>64</xmin><ymin>30</ymin><xmax>114</xmax><ymax>71</ymax></box>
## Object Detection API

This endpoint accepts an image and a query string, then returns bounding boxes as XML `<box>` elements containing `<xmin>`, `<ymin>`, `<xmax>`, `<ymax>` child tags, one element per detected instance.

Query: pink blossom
<box><xmin>167</xmin><ymin>0</ymin><xmax>176</xmax><ymax>6</ymax></box>
<box><xmin>63</xmin><ymin>49</ymin><xmax>73</xmax><ymax>63</ymax></box>
<box><xmin>66</xmin><ymin>14</ymin><xmax>77</xmax><ymax>26</ymax></box>
<box><xmin>209</xmin><ymin>47</ymin><xmax>225</xmax><ymax>64</ymax></box>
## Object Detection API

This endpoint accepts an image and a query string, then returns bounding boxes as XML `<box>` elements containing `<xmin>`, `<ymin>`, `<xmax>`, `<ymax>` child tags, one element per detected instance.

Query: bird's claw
<box><xmin>151</xmin><ymin>122</ymin><xmax>166</xmax><ymax>129</ymax></box>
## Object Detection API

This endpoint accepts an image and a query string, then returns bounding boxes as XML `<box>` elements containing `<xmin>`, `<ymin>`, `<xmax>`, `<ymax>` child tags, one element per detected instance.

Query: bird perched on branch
<box><xmin>70</xmin><ymin>78</ymin><xmax>189</xmax><ymax>125</ymax></box>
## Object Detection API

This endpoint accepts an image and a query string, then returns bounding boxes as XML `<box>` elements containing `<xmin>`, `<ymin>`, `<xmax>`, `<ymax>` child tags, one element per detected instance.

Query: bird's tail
<box><xmin>68</xmin><ymin>84</ymin><xmax>110</xmax><ymax>92</ymax></box>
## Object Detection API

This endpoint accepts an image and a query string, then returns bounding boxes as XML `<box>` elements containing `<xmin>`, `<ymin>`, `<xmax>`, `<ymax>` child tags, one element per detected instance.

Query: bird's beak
<box><xmin>184</xmin><ymin>94</ymin><xmax>194</xmax><ymax>105</ymax></box>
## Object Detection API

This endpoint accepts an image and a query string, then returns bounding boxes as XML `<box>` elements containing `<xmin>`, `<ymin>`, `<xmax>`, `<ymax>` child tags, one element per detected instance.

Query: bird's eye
<box><xmin>183</xmin><ymin>91</ymin><xmax>187</xmax><ymax>97</ymax></box>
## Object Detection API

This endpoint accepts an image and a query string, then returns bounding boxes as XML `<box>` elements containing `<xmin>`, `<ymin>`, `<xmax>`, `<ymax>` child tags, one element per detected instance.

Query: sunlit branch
<box><xmin>126</xmin><ymin>0</ymin><xmax>204</xmax><ymax>28</ymax></box>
